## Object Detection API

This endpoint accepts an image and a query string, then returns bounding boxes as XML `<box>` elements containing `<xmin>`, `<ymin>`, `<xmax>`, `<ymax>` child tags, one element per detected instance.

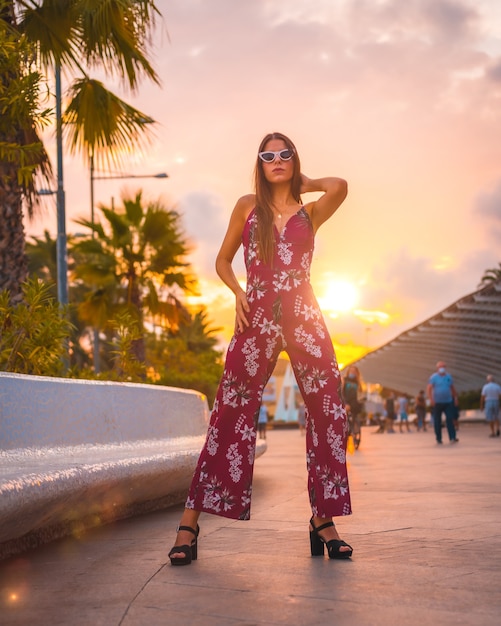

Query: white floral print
<box><xmin>206</xmin><ymin>425</ymin><xmax>219</xmax><ymax>455</ymax></box>
<box><xmin>265</xmin><ymin>335</ymin><xmax>279</xmax><ymax>359</ymax></box>
<box><xmin>327</xmin><ymin>424</ymin><xmax>346</xmax><ymax>463</ymax></box>
<box><xmin>242</xmin><ymin>336</ymin><xmax>260</xmax><ymax>377</ymax></box>
<box><xmin>247</xmin><ymin>276</ymin><xmax>267</xmax><ymax>302</ymax></box>
<box><xmin>277</xmin><ymin>241</ymin><xmax>293</xmax><ymax>265</ymax></box>
<box><xmin>323</xmin><ymin>395</ymin><xmax>346</xmax><ymax>421</ymax></box>
<box><xmin>227</xmin><ymin>443</ymin><xmax>243</xmax><ymax>483</ymax></box>
<box><xmin>294</xmin><ymin>325</ymin><xmax>322</xmax><ymax>358</ymax></box>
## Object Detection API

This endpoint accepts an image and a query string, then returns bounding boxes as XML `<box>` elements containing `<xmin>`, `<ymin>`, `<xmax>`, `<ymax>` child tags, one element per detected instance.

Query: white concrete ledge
<box><xmin>0</xmin><ymin>372</ymin><xmax>210</xmax><ymax>448</ymax></box>
<box><xmin>0</xmin><ymin>373</ymin><xmax>267</xmax><ymax>559</ymax></box>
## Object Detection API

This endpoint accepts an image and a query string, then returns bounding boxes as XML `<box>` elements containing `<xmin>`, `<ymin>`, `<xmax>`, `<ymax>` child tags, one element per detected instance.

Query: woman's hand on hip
<box><xmin>235</xmin><ymin>289</ymin><xmax>250</xmax><ymax>334</ymax></box>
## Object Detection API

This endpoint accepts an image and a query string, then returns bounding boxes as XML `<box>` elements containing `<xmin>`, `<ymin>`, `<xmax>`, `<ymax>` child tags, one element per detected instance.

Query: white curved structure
<box><xmin>352</xmin><ymin>280</ymin><xmax>501</xmax><ymax>394</ymax></box>
<box><xmin>0</xmin><ymin>373</ymin><xmax>267</xmax><ymax>558</ymax></box>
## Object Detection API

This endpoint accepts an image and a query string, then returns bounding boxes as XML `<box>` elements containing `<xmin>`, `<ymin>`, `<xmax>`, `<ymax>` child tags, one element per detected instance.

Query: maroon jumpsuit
<box><xmin>186</xmin><ymin>207</ymin><xmax>352</xmax><ymax>520</ymax></box>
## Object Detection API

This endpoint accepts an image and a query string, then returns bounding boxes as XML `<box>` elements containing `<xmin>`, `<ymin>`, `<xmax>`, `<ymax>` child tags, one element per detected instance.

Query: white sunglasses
<box><xmin>258</xmin><ymin>149</ymin><xmax>294</xmax><ymax>163</ymax></box>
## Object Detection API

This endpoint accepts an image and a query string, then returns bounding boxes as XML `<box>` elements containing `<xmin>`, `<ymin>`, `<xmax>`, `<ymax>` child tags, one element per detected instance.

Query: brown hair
<box><xmin>345</xmin><ymin>365</ymin><xmax>362</xmax><ymax>385</ymax></box>
<box><xmin>253</xmin><ymin>132</ymin><xmax>302</xmax><ymax>264</ymax></box>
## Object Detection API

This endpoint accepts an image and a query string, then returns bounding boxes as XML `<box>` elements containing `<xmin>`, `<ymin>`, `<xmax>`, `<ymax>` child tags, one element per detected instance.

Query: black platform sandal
<box><xmin>309</xmin><ymin>517</ymin><xmax>353</xmax><ymax>560</ymax></box>
<box><xmin>168</xmin><ymin>525</ymin><xmax>200</xmax><ymax>566</ymax></box>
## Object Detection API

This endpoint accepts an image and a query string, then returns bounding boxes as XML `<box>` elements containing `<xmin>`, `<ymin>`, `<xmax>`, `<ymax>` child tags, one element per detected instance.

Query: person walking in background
<box><xmin>257</xmin><ymin>403</ymin><xmax>268</xmax><ymax>440</ymax></box>
<box><xmin>480</xmin><ymin>374</ymin><xmax>501</xmax><ymax>438</ymax></box>
<box><xmin>374</xmin><ymin>409</ymin><xmax>387</xmax><ymax>433</ymax></box>
<box><xmin>397</xmin><ymin>395</ymin><xmax>411</xmax><ymax>432</ymax></box>
<box><xmin>342</xmin><ymin>365</ymin><xmax>364</xmax><ymax>427</ymax></box>
<box><xmin>426</xmin><ymin>361</ymin><xmax>459</xmax><ymax>444</ymax></box>
<box><xmin>384</xmin><ymin>393</ymin><xmax>396</xmax><ymax>433</ymax></box>
<box><xmin>414</xmin><ymin>390</ymin><xmax>427</xmax><ymax>432</ymax></box>
<box><xmin>342</xmin><ymin>366</ymin><xmax>364</xmax><ymax>450</ymax></box>
<box><xmin>168</xmin><ymin>131</ymin><xmax>353</xmax><ymax>566</ymax></box>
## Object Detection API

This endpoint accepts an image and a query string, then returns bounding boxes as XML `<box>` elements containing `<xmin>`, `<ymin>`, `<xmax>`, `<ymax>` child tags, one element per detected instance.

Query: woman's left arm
<box><xmin>301</xmin><ymin>175</ymin><xmax>348</xmax><ymax>232</ymax></box>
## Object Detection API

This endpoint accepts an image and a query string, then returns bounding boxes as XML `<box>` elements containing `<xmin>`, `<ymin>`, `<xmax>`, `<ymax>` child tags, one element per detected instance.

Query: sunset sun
<box><xmin>317</xmin><ymin>279</ymin><xmax>359</xmax><ymax>315</ymax></box>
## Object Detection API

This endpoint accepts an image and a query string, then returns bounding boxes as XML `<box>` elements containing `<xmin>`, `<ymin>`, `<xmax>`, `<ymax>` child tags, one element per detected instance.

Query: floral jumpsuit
<box><xmin>185</xmin><ymin>207</ymin><xmax>352</xmax><ymax>520</ymax></box>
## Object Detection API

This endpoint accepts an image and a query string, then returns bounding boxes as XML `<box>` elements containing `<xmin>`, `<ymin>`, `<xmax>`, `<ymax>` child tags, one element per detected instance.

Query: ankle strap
<box><xmin>176</xmin><ymin>525</ymin><xmax>198</xmax><ymax>536</ymax></box>
<box><xmin>314</xmin><ymin>521</ymin><xmax>335</xmax><ymax>533</ymax></box>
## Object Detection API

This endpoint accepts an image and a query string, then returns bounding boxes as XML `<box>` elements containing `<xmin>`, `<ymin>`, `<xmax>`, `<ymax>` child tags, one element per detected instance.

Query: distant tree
<box><xmin>0</xmin><ymin>278</ymin><xmax>72</xmax><ymax>375</ymax></box>
<box><xmin>147</xmin><ymin>310</ymin><xmax>224</xmax><ymax>406</ymax></box>
<box><xmin>173</xmin><ymin>309</ymin><xmax>221</xmax><ymax>353</ymax></box>
<box><xmin>108</xmin><ymin>312</ymin><xmax>146</xmax><ymax>382</ymax></box>
<box><xmin>26</xmin><ymin>230</ymin><xmax>58</xmax><ymax>297</ymax></box>
<box><xmin>479</xmin><ymin>263</ymin><xmax>501</xmax><ymax>287</ymax></box>
<box><xmin>72</xmin><ymin>191</ymin><xmax>197</xmax><ymax>363</ymax></box>
<box><xmin>25</xmin><ymin>230</ymin><xmax>96</xmax><ymax>368</ymax></box>
<box><xmin>458</xmin><ymin>389</ymin><xmax>481</xmax><ymax>411</ymax></box>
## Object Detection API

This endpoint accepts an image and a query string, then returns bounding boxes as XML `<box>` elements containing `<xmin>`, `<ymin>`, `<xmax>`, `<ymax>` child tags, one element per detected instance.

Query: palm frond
<box><xmin>63</xmin><ymin>77</ymin><xmax>156</xmax><ymax>169</ymax></box>
<box><xmin>100</xmin><ymin>207</ymin><xmax>133</xmax><ymax>245</ymax></box>
<box><xmin>479</xmin><ymin>263</ymin><xmax>501</xmax><ymax>287</ymax></box>
<box><xmin>123</xmin><ymin>192</ymin><xmax>145</xmax><ymax>226</ymax></box>
<box><xmin>73</xmin><ymin>217</ymin><xmax>107</xmax><ymax>240</ymax></box>
<box><xmin>18</xmin><ymin>0</ymin><xmax>84</xmax><ymax>72</ymax></box>
<box><xmin>79</xmin><ymin>0</ymin><xmax>161</xmax><ymax>89</ymax></box>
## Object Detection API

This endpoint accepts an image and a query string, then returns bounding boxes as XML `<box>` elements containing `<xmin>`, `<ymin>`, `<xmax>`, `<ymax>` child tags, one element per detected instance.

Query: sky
<box><xmin>28</xmin><ymin>0</ymin><xmax>501</xmax><ymax>366</ymax></box>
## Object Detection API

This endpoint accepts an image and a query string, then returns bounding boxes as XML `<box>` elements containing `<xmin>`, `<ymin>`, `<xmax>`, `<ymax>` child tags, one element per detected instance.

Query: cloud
<box><xmin>476</xmin><ymin>180</ymin><xmax>501</xmax><ymax>219</ymax></box>
<box><xmin>474</xmin><ymin>179</ymin><xmax>501</xmax><ymax>243</ymax></box>
<box><xmin>421</xmin><ymin>0</ymin><xmax>478</xmax><ymax>40</ymax></box>
<box><xmin>178</xmin><ymin>191</ymin><xmax>238</xmax><ymax>278</ymax></box>
<box><xmin>486</xmin><ymin>57</ymin><xmax>501</xmax><ymax>81</ymax></box>
<box><xmin>353</xmin><ymin>244</ymin><xmax>497</xmax><ymax>326</ymax></box>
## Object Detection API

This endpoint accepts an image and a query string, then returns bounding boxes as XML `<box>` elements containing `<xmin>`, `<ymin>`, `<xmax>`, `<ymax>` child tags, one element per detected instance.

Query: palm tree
<box><xmin>1</xmin><ymin>0</ymin><xmax>162</xmax><ymax>300</ymax></box>
<box><xmin>72</xmin><ymin>191</ymin><xmax>197</xmax><ymax>363</ymax></box>
<box><xmin>174</xmin><ymin>309</ymin><xmax>222</xmax><ymax>354</ymax></box>
<box><xmin>26</xmin><ymin>230</ymin><xmax>58</xmax><ymax>294</ymax></box>
<box><xmin>0</xmin><ymin>4</ymin><xmax>51</xmax><ymax>302</ymax></box>
<box><xmin>25</xmin><ymin>229</ymin><xmax>99</xmax><ymax>368</ymax></box>
<box><xmin>479</xmin><ymin>263</ymin><xmax>501</xmax><ymax>287</ymax></box>
<box><xmin>146</xmin><ymin>309</ymin><xmax>224</xmax><ymax>405</ymax></box>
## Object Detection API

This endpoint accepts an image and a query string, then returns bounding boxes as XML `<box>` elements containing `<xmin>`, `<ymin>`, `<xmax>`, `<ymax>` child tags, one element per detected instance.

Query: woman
<box><xmin>169</xmin><ymin>132</ymin><xmax>353</xmax><ymax>565</ymax></box>
<box><xmin>342</xmin><ymin>365</ymin><xmax>363</xmax><ymax>419</ymax></box>
<box><xmin>342</xmin><ymin>365</ymin><xmax>364</xmax><ymax>448</ymax></box>
<box><xmin>415</xmin><ymin>390</ymin><xmax>427</xmax><ymax>432</ymax></box>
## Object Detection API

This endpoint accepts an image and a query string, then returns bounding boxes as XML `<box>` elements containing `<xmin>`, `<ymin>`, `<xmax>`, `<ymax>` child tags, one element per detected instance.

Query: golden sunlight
<box><xmin>353</xmin><ymin>309</ymin><xmax>391</xmax><ymax>325</ymax></box>
<box><xmin>317</xmin><ymin>278</ymin><xmax>359</xmax><ymax>316</ymax></box>
<box><xmin>185</xmin><ymin>278</ymin><xmax>242</xmax><ymax>312</ymax></box>
<box><xmin>433</xmin><ymin>255</ymin><xmax>454</xmax><ymax>271</ymax></box>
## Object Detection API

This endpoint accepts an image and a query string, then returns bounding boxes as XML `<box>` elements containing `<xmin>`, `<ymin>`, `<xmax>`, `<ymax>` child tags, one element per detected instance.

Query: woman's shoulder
<box><xmin>236</xmin><ymin>194</ymin><xmax>256</xmax><ymax>210</ymax></box>
<box><xmin>233</xmin><ymin>194</ymin><xmax>256</xmax><ymax>221</ymax></box>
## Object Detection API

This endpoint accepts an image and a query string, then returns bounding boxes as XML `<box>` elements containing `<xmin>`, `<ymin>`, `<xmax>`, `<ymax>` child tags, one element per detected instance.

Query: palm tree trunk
<box><xmin>0</xmin><ymin>175</ymin><xmax>28</xmax><ymax>303</ymax></box>
<box><xmin>127</xmin><ymin>267</ymin><xmax>146</xmax><ymax>364</ymax></box>
<box><xmin>1</xmin><ymin>3</ymin><xmax>49</xmax><ymax>304</ymax></box>
<box><xmin>1</xmin><ymin>3</ymin><xmax>28</xmax><ymax>302</ymax></box>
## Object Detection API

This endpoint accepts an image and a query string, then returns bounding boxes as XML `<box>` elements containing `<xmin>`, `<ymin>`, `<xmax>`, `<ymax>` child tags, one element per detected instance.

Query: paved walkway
<box><xmin>1</xmin><ymin>423</ymin><xmax>500</xmax><ymax>625</ymax></box>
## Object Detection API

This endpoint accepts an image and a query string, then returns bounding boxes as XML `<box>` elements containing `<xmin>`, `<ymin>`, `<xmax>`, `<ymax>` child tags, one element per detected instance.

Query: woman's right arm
<box><xmin>215</xmin><ymin>194</ymin><xmax>254</xmax><ymax>333</ymax></box>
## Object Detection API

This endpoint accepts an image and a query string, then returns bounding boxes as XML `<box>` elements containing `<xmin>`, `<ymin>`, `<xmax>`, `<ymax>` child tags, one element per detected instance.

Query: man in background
<box><xmin>426</xmin><ymin>361</ymin><xmax>459</xmax><ymax>445</ymax></box>
<box><xmin>480</xmin><ymin>374</ymin><xmax>501</xmax><ymax>438</ymax></box>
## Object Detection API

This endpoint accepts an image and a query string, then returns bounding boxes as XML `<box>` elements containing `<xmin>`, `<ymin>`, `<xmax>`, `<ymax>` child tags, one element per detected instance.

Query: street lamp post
<box><xmin>89</xmin><ymin>166</ymin><xmax>168</xmax><ymax>372</ymax></box>
<box><xmin>39</xmin><ymin>67</ymin><xmax>68</xmax><ymax>306</ymax></box>
<box><xmin>55</xmin><ymin>63</ymin><xmax>68</xmax><ymax>309</ymax></box>
<box><xmin>38</xmin><ymin>64</ymin><xmax>69</xmax><ymax>369</ymax></box>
